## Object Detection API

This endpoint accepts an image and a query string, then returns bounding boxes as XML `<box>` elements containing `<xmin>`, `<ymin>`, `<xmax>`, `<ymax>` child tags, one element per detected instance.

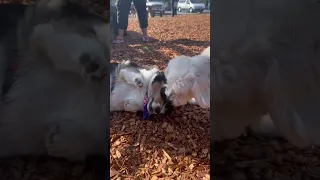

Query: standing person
<box><xmin>171</xmin><ymin>0</ymin><xmax>177</xmax><ymax>17</ymax></box>
<box><xmin>112</xmin><ymin>0</ymin><xmax>149</xmax><ymax>44</ymax></box>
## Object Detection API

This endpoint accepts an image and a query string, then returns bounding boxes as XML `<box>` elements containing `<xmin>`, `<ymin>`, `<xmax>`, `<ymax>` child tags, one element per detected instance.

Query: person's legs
<box><xmin>132</xmin><ymin>0</ymin><xmax>149</xmax><ymax>42</ymax></box>
<box><xmin>171</xmin><ymin>0</ymin><xmax>176</xmax><ymax>16</ymax></box>
<box><xmin>113</xmin><ymin>0</ymin><xmax>131</xmax><ymax>43</ymax></box>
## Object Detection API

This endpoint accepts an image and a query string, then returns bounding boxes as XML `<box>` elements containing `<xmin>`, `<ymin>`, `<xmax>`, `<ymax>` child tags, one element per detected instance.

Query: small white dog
<box><xmin>164</xmin><ymin>46</ymin><xmax>210</xmax><ymax>108</ymax></box>
<box><xmin>110</xmin><ymin>60</ymin><xmax>173</xmax><ymax>114</ymax></box>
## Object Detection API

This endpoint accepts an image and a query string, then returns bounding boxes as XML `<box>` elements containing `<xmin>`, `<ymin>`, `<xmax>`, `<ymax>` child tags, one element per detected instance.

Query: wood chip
<box><xmin>162</xmin><ymin>149</ymin><xmax>172</xmax><ymax>161</ymax></box>
<box><xmin>115</xmin><ymin>150</ymin><xmax>121</xmax><ymax>159</ymax></box>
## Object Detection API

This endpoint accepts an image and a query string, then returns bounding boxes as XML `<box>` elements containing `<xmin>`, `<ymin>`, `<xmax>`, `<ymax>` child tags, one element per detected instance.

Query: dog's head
<box><xmin>147</xmin><ymin>71</ymin><xmax>174</xmax><ymax>115</ymax></box>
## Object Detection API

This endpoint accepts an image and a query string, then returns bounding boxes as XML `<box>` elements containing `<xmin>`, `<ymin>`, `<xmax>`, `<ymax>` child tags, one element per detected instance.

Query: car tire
<box><xmin>148</xmin><ymin>11</ymin><xmax>155</xmax><ymax>17</ymax></box>
<box><xmin>189</xmin><ymin>7</ymin><xmax>193</xmax><ymax>13</ymax></box>
<box><xmin>178</xmin><ymin>7</ymin><xmax>181</xmax><ymax>12</ymax></box>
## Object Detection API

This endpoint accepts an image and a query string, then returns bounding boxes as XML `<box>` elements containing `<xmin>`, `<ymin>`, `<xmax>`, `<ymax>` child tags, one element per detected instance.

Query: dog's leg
<box><xmin>188</xmin><ymin>98</ymin><xmax>197</xmax><ymax>105</ymax></box>
<box><xmin>119</xmin><ymin>69</ymin><xmax>145</xmax><ymax>88</ymax></box>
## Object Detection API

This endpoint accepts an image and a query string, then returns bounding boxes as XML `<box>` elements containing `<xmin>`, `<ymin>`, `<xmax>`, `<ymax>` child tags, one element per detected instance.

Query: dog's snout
<box><xmin>155</xmin><ymin>107</ymin><xmax>161</xmax><ymax>114</ymax></box>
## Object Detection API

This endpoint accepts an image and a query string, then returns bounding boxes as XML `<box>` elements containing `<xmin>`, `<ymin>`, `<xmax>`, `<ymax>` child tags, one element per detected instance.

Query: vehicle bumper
<box><xmin>193</xmin><ymin>8</ymin><xmax>204</xmax><ymax>12</ymax></box>
<box><xmin>148</xmin><ymin>7</ymin><xmax>165</xmax><ymax>13</ymax></box>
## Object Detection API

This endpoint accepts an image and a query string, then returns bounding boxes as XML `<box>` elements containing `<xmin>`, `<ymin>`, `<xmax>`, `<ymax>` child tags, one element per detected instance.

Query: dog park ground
<box><xmin>110</xmin><ymin>14</ymin><xmax>210</xmax><ymax>179</ymax></box>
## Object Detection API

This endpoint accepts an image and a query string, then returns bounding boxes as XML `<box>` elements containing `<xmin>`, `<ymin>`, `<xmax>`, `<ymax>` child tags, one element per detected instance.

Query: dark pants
<box><xmin>171</xmin><ymin>0</ymin><xmax>177</xmax><ymax>16</ymax></box>
<box><xmin>117</xmin><ymin>0</ymin><xmax>148</xmax><ymax>31</ymax></box>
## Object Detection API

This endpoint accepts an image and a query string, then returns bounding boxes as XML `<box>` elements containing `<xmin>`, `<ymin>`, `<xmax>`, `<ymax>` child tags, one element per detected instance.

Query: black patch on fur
<box><xmin>110</xmin><ymin>63</ymin><xmax>118</xmax><ymax>92</ymax></box>
<box><xmin>160</xmin><ymin>87</ymin><xmax>168</xmax><ymax>101</ymax></box>
<box><xmin>152</xmin><ymin>71</ymin><xmax>167</xmax><ymax>85</ymax></box>
<box><xmin>161</xmin><ymin>87</ymin><xmax>174</xmax><ymax>114</ymax></box>
<box><xmin>164</xmin><ymin>100</ymin><xmax>174</xmax><ymax>114</ymax></box>
<box><xmin>110</xmin><ymin>61</ymin><xmax>142</xmax><ymax>92</ymax></box>
<box><xmin>151</xmin><ymin>72</ymin><xmax>174</xmax><ymax>115</ymax></box>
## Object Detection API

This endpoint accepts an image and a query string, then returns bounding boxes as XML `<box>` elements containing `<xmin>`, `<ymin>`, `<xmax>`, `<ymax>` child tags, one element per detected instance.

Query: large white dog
<box><xmin>164</xmin><ymin>46</ymin><xmax>210</xmax><ymax>108</ymax></box>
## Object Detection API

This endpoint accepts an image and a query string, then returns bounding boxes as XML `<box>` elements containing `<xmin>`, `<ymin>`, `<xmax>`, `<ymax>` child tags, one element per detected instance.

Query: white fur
<box><xmin>110</xmin><ymin>63</ymin><xmax>160</xmax><ymax>112</ymax></box>
<box><xmin>200</xmin><ymin>46</ymin><xmax>210</xmax><ymax>57</ymax></box>
<box><xmin>165</xmin><ymin>47</ymin><xmax>210</xmax><ymax>108</ymax></box>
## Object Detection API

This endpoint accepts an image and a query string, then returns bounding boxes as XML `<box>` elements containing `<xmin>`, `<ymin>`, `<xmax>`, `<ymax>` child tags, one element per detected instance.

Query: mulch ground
<box><xmin>110</xmin><ymin>14</ymin><xmax>210</xmax><ymax>179</ymax></box>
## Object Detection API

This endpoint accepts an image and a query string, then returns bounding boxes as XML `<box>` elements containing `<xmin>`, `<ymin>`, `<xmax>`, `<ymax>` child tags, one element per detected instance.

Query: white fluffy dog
<box><xmin>164</xmin><ymin>46</ymin><xmax>210</xmax><ymax>108</ymax></box>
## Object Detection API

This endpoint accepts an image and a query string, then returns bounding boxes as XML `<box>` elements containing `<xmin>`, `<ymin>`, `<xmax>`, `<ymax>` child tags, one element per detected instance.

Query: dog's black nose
<box><xmin>155</xmin><ymin>107</ymin><xmax>161</xmax><ymax>114</ymax></box>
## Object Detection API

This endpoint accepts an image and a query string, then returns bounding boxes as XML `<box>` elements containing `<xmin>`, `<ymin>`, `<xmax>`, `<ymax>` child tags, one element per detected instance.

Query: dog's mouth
<box><xmin>147</xmin><ymin>93</ymin><xmax>173</xmax><ymax>115</ymax></box>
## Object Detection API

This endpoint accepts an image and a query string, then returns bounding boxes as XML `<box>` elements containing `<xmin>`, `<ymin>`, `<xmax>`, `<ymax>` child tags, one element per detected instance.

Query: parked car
<box><xmin>177</xmin><ymin>0</ymin><xmax>205</xmax><ymax>13</ymax></box>
<box><xmin>146</xmin><ymin>0</ymin><xmax>165</xmax><ymax>17</ymax></box>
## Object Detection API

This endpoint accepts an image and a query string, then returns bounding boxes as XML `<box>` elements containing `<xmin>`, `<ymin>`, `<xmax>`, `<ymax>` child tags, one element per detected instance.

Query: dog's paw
<box><xmin>79</xmin><ymin>53</ymin><xmax>106</xmax><ymax>83</ymax></box>
<box><xmin>45</xmin><ymin>121</ymin><xmax>87</xmax><ymax>162</ymax></box>
<box><xmin>188</xmin><ymin>98</ymin><xmax>197</xmax><ymax>105</ymax></box>
<box><xmin>124</xmin><ymin>100</ymin><xmax>141</xmax><ymax>112</ymax></box>
<box><xmin>135</xmin><ymin>78</ymin><xmax>144</xmax><ymax>88</ymax></box>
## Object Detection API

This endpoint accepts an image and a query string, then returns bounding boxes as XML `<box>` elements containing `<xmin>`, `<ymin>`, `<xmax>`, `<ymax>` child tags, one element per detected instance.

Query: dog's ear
<box><xmin>151</xmin><ymin>72</ymin><xmax>167</xmax><ymax>92</ymax></box>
